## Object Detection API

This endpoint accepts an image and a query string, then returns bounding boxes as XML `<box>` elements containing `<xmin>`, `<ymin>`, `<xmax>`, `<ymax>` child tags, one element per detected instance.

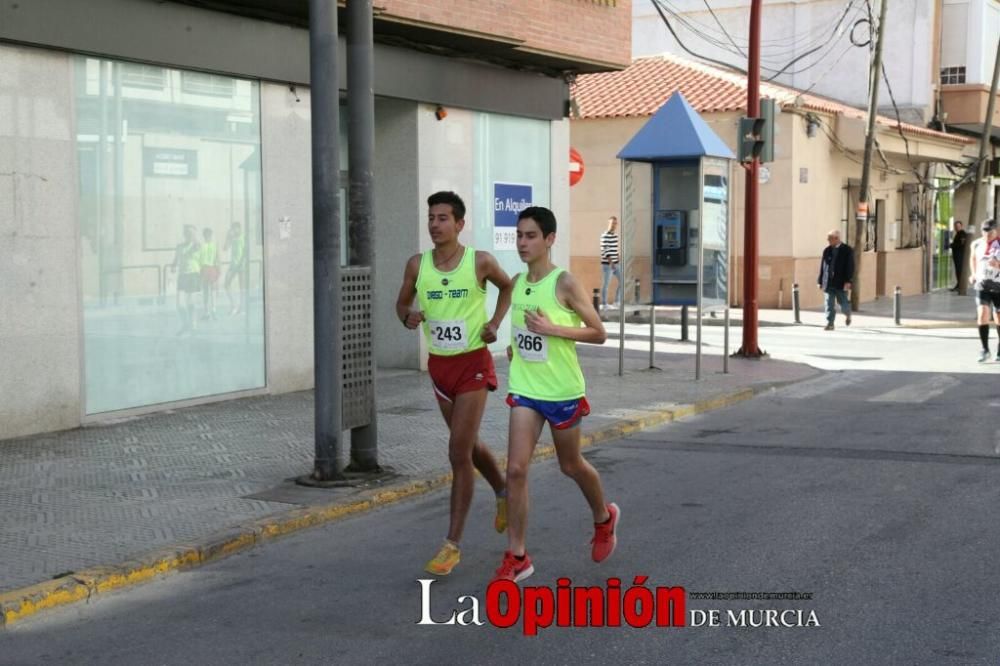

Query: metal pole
<box><xmin>792</xmin><ymin>282</ymin><xmax>801</xmax><ymax>323</ymax></box>
<box><xmin>696</xmin><ymin>240</ymin><xmax>704</xmax><ymax>381</ymax></box>
<box><xmin>681</xmin><ymin>304</ymin><xmax>689</xmax><ymax>341</ymax></box>
<box><xmin>737</xmin><ymin>0</ymin><xmax>763</xmax><ymax>357</ymax></box>
<box><xmin>966</xmin><ymin>36</ymin><xmax>1000</xmax><ymax>295</ymax></box>
<box><xmin>113</xmin><ymin>62</ymin><xmax>125</xmax><ymax>307</ymax></box>
<box><xmin>347</xmin><ymin>0</ymin><xmax>379</xmax><ymax>472</ymax></box>
<box><xmin>309</xmin><ymin>0</ymin><xmax>344</xmax><ymax>482</ymax></box>
<box><xmin>649</xmin><ymin>303</ymin><xmax>655</xmax><ymax>369</ymax></box>
<box><xmin>723</xmin><ymin>307</ymin><xmax>730</xmax><ymax>373</ymax></box>
<box><xmin>893</xmin><ymin>285</ymin><xmax>901</xmax><ymax>325</ymax></box>
<box><xmin>854</xmin><ymin>0</ymin><xmax>888</xmax><ymax>311</ymax></box>
<box><xmin>633</xmin><ymin>277</ymin><xmax>641</xmax><ymax>317</ymax></box>
<box><xmin>618</xmin><ymin>160</ymin><xmax>626</xmax><ymax>376</ymax></box>
<box><xmin>97</xmin><ymin>61</ymin><xmax>108</xmax><ymax>306</ymax></box>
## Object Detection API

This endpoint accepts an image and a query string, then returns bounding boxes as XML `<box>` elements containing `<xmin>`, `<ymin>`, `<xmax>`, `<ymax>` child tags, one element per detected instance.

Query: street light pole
<box><xmin>737</xmin><ymin>0</ymin><xmax>763</xmax><ymax>357</ymax></box>
<box><xmin>965</xmin><ymin>35</ymin><xmax>1000</xmax><ymax>294</ymax></box>
<box><xmin>309</xmin><ymin>0</ymin><xmax>344</xmax><ymax>481</ymax></box>
<box><xmin>853</xmin><ymin>0</ymin><xmax>888</xmax><ymax>311</ymax></box>
<box><xmin>347</xmin><ymin>0</ymin><xmax>380</xmax><ymax>471</ymax></box>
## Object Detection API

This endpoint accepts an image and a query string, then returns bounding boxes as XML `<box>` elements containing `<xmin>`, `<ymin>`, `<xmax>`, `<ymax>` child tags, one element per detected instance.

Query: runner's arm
<box><xmin>524</xmin><ymin>272</ymin><xmax>606</xmax><ymax>344</ymax></box>
<box><xmin>395</xmin><ymin>254</ymin><xmax>424</xmax><ymax>329</ymax></box>
<box><xmin>478</xmin><ymin>252</ymin><xmax>513</xmax><ymax>342</ymax></box>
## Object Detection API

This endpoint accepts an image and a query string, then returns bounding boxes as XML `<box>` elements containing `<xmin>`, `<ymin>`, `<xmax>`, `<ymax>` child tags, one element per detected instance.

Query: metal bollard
<box><xmin>649</xmin><ymin>303</ymin><xmax>656</xmax><ymax>369</ymax></box>
<box><xmin>792</xmin><ymin>282</ymin><xmax>801</xmax><ymax>324</ymax></box>
<box><xmin>680</xmin><ymin>304</ymin><xmax>689</xmax><ymax>341</ymax></box>
<box><xmin>633</xmin><ymin>278</ymin><xmax>641</xmax><ymax>317</ymax></box>
<box><xmin>893</xmin><ymin>285</ymin><xmax>901</xmax><ymax>326</ymax></box>
<box><xmin>592</xmin><ymin>288</ymin><xmax>600</xmax><ymax>314</ymax></box>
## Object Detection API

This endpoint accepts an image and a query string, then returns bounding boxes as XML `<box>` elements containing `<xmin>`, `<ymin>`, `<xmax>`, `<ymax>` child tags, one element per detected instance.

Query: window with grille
<box><xmin>940</xmin><ymin>66</ymin><xmax>966</xmax><ymax>85</ymax></box>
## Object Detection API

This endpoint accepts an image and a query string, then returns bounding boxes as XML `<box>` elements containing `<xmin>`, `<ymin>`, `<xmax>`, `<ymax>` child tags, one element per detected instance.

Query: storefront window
<box><xmin>75</xmin><ymin>57</ymin><xmax>265</xmax><ymax>414</ymax></box>
<box><xmin>472</xmin><ymin>113</ymin><xmax>551</xmax><ymax>350</ymax></box>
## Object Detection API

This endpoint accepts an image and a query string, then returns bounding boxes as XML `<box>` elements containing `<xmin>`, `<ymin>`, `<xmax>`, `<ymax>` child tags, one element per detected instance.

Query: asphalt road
<box><xmin>2</xmin><ymin>366</ymin><xmax>998</xmax><ymax>664</ymax></box>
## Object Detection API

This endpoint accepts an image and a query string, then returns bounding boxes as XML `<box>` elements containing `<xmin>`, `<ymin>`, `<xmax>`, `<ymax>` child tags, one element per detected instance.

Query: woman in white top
<box><xmin>968</xmin><ymin>219</ymin><xmax>1000</xmax><ymax>362</ymax></box>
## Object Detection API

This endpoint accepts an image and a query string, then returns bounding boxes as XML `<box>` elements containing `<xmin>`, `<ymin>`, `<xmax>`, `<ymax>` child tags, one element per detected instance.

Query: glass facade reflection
<box><xmin>472</xmin><ymin>112</ymin><xmax>551</xmax><ymax>351</ymax></box>
<box><xmin>75</xmin><ymin>58</ymin><xmax>265</xmax><ymax>414</ymax></box>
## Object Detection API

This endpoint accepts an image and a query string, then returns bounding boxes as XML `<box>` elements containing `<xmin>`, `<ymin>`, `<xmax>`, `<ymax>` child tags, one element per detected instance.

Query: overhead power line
<box><xmin>650</xmin><ymin>0</ymin><xmax>866</xmax><ymax>82</ymax></box>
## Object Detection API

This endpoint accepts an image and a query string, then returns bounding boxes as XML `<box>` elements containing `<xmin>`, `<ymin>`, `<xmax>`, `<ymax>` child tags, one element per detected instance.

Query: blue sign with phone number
<box><xmin>493</xmin><ymin>183</ymin><xmax>532</xmax><ymax>227</ymax></box>
<box><xmin>493</xmin><ymin>182</ymin><xmax>532</xmax><ymax>250</ymax></box>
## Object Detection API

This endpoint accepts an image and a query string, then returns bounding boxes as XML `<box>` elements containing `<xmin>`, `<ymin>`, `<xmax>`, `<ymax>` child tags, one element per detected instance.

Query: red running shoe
<box><xmin>492</xmin><ymin>550</ymin><xmax>535</xmax><ymax>583</ymax></box>
<box><xmin>591</xmin><ymin>502</ymin><xmax>620</xmax><ymax>563</ymax></box>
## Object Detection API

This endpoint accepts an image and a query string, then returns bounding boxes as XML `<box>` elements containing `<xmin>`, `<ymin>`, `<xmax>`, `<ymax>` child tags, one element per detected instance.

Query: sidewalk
<box><xmin>603</xmin><ymin>290</ymin><xmax>977</xmax><ymax>329</ymax></box>
<box><xmin>0</xmin><ymin>347</ymin><xmax>817</xmax><ymax>624</ymax></box>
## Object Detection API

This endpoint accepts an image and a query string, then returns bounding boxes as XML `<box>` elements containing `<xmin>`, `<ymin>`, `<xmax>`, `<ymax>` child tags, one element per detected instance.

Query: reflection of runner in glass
<box><xmin>493</xmin><ymin>206</ymin><xmax>619</xmax><ymax>583</ymax></box>
<box><xmin>199</xmin><ymin>228</ymin><xmax>220</xmax><ymax>320</ymax></box>
<box><xmin>395</xmin><ymin>191</ymin><xmax>512</xmax><ymax>577</ymax></box>
<box><xmin>969</xmin><ymin>219</ymin><xmax>1000</xmax><ymax>362</ymax></box>
<box><xmin>224</xmin><ymin>222</ymin><xmax>246</xmax><ymax>315</ymax></box>
<box><xmin>170</xmin><ymin>224</ymin><xmax>201</xmax><ymax>335</ymax></box>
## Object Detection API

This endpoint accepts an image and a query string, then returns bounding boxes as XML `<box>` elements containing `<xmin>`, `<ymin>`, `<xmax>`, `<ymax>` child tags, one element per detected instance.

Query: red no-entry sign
<box><xmin>569</xmin><ymin>147</ymin><xmax>585</xmax><ymax>187</ymax></box>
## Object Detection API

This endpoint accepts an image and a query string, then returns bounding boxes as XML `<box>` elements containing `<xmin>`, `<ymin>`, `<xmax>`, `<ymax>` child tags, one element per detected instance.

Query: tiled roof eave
<box><xmin>573</xmin><ymin>53</ymin><xmax>971</xmax><ymax>147</ymax></box>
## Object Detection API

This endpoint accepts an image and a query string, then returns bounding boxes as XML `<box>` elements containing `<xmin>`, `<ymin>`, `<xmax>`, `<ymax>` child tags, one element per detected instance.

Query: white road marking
<box><xmin>868</xmin><ymin>374</ymin><xmax>960</xmax><ymax>403</ymax></box>
<box><xmin>779</xmin><ymin>372</ymin><xmax>869</xmax><ymax>399</ymax></box>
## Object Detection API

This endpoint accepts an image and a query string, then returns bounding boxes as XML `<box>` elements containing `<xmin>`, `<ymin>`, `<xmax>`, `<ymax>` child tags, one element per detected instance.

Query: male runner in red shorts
<box><xmin>396</xmin><ymin>191</ymin><xmax>512</xmax><ymax>576</ymax></box>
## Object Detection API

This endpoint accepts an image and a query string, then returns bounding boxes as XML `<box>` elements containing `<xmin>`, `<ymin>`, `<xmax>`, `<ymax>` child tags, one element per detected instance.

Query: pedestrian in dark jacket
<box><xmin>818</xmin><ymin>229</ymin><xmax>854</xmax><ymax>330</ymax></box>
<box><xmin>950</xmin><ymin>220</ymin><xmax>968</xmax><ymax>291</ymax></box>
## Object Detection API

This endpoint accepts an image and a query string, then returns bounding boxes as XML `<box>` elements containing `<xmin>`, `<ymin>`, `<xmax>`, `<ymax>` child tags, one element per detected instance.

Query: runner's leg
<box><xmin>552</xmin><ymin>422</ymin><xmax>610</xmax><ymax>523</ymax></box>
<box><xmin>436</xmin><ymin>389</ymin><xmax>488</xmax><ymax>544</ymax></box>
<box><xmin>437</xmin><ymin>398</ymin><xmax>505</xmax><ymax>495</ymax></box>
<box><xmin>505</xmin><ymin>406</ymin><xmax>545</xmax><ymax>556</ymax></box>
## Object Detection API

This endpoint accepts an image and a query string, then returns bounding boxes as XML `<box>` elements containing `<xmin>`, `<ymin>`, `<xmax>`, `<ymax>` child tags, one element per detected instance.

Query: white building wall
<box><xmin>940</xmin><ymin>0</ymin><xmax>1000</xmax><ymax>85</ymax></box>
<box><xmin>550</xmin><ymin>118</ymin><xmax>572</xmax><ymax>271</ymax></box>
<box><xmin>633</xmin><ymin>0</ymin><xmax>934</xmax><ymax>121</ymax></box>
<box><xmin>941</xmin><ymin>1</ymin><xmax>970</xmax><ymax>70</ymax></box>
<box><xmin>260</xmin><ymin>82</ymin><xmax>315</xmax><ymax>394</ymax></box>
<box><xmin>976</xmin><ymin>0</ymin><xmax>1000</xmax><ymax>84</ymax></box>
<box><xmin>0</xmin><ymin>45</ymin><xmax>82</xmax><ymax>439</ymax></box>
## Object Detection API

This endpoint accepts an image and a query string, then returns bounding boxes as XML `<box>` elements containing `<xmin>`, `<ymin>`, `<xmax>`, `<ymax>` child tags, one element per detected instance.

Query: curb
<box><xmin>0</xmin><ymin>383</ymin><xmax>767</xmax><ymax>628</ymax></box>
<box><xmin>901</xmin><ymin>321</ymin><xmax>977</xmax><ymax>330</ymax></box>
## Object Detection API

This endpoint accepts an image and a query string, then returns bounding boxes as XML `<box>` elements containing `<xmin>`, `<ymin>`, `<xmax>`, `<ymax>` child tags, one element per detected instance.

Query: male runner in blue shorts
<box><xmin>493</xmin><ymin>206</ymin><xmax>620</xmax><ymax>582</ymax></box>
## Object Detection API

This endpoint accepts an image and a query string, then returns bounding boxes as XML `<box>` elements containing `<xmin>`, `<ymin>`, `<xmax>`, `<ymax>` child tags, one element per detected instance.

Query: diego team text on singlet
<box><xmin>415</xmin><ymin>247</ymin><xmax>487</xmax><ymax>356</ymax></box>
<box><xmin>509</xmin><ymin>268</ymin><xmax>586</xmax><ymax>401</ymax></box>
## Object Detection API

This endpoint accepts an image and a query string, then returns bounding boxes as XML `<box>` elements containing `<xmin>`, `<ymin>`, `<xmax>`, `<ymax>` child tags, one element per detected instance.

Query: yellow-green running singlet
<box><xmin>509</xmin><ymin>268</ymin><xmax>585</xmax><ymax>401</ymax></box>
<box><xmin>415</xmin><ymin>246</ymin><xmax>487</xmax><ymax>356</ymax></box>
<box><xmin>199</xmin><ymin>241</ymin><xmax>218</xmax><ymax>268</ymax></box>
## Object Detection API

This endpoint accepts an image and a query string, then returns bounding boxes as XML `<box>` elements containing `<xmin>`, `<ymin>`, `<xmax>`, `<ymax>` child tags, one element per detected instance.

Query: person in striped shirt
<box><xmin>599</xmin><ymin>216</ymin><xmax>621</xmax><ymax>309</ymax></box>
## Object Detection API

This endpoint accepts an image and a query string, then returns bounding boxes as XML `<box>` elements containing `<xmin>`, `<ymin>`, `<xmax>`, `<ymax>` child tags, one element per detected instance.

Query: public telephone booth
<box><xmin>615</xmin><ymin>92</ymin><xmax>734</xmax><ymax>378</ymax></box>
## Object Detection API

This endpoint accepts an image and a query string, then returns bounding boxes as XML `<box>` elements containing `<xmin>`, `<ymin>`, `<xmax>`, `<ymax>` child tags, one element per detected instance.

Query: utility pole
<box><xmin>307</xmin><ymin>0</ymin><xmax>344</xmax><ymax>482</ymax></box>
<box><xmin>736</xmin><ymin>0</ymin><xmax>764</xmax><ymax>357</ymax></box>
<box><xmin>853</xmin><ymin>0</ymin><xmax>888</xmax><ymax>311</ymax></box>
<box><xmin>965</xmin><ymin>35</ymin><xmax>1000</xmax><ymax>294</ymax></box>
<box><xmin>346</xmin><ymin>0</ymin><xmax>380</xmax><ymax>471</ymax></box>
